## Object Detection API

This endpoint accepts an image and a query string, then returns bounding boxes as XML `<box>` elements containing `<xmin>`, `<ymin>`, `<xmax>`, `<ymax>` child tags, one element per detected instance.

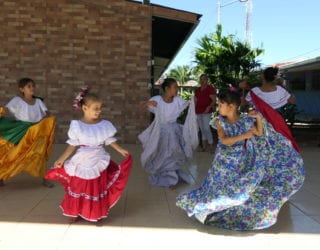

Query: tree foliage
<box><xmin>194</xmin><ymin>24</ymin><xmax>264</xmax><ymax>88</ymax></box>
<box><xmin>167</xmin><ymin>65</ymin><xmax>197</xmax><ymax>85</ymax></box>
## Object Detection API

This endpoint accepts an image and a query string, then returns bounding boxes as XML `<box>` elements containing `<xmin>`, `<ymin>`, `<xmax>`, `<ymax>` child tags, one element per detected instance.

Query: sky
<box><xmin>147</xmin><ymin>0</ymin><xmax>320</xmax><ymax>70</ymax></box>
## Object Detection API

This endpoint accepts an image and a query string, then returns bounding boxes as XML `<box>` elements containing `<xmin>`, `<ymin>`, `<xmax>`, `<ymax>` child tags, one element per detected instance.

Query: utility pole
<box><xmin>216</xmin><ymin>0</ymin><xmax>252</xmax><ymax>46</ymax></box>
<box><xmin>245</xmin><ymin>0</ymin><xmax>252</xmax><ymax>46</ymax></box>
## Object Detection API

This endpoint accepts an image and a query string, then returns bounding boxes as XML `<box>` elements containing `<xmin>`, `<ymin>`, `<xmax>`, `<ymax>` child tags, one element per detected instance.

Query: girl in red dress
<box><xmin>45</xmin><ymin>87</ymin><xmax>132</xmax><ymax>222</ymax></box>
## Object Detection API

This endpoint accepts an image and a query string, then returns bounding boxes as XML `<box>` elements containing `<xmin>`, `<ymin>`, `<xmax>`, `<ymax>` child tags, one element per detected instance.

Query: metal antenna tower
<box><xmin>245</xmin><ymin>0</ymin><xmax>253</xmax><ymax>46</ymax></box>
<box><xmin>217</xmin><ymin>0</ymin><xmax>252</xmax><ymax>46</ymax></box>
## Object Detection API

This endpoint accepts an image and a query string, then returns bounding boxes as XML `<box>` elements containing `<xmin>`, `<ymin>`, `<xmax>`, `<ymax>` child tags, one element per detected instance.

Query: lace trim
<box><xmin>67</xmin><ymin>186</ymin><xmax>108</xmax><ymax>201</ymax></box>
<box><xmin>65</xmin><ymin>164</ymin><xmax>121</xmax><ymax>201</ymax></box>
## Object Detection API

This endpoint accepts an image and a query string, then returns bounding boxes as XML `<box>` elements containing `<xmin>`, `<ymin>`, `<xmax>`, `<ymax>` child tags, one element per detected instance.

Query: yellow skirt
<box><xmin>0</xmin><ymin>117</ymin><xmax>56</xmax><ymax>180</ymax></box>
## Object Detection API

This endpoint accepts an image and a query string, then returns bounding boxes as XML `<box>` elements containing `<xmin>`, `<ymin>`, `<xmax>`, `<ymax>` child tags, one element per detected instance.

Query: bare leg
<box><xmin>70</xmin><ymin>217</ymin><xmax>79</xmax><ymax>223</ymax></box>
<box><xmin>169</xmin><ymin>184</ymin><xmax>178</xmax><ymax>190</ymax></box>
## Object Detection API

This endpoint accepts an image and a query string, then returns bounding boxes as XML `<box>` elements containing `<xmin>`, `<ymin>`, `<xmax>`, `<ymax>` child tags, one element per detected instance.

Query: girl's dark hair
<box><xmin>218</xmin><ymin>89</ymin><xmax>241</xmax><ymax>107</ymax></box>
<box><xmin>161</xmin><ymin>78</ymin><xmax>177</xmax><ymax>91</ymax></box>
<box><xmin>18</xmin><ymin>77</ymin><xmax>35</xmax><ymax>88</ymax></box>
<box><xmin>80</xmin><ymin>93</ymin><xmax>101</xmax><ymax>107</ymax></box>
<box><xmin>263</xmin><ymin>67</ymin><xmax>279</xmax><ymax>82</ymax></box>
<box><xmin>17</xmin><ymin>77</ymin><xmax>43</xmax><ymax>100</ymax></box>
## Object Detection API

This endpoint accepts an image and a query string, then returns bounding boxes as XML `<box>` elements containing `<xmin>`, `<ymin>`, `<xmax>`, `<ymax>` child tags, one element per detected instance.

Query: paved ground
<box><xmin>0</xmin><ymin>143</ymin><xmax>320</xmax><ymax>250</ymax></box>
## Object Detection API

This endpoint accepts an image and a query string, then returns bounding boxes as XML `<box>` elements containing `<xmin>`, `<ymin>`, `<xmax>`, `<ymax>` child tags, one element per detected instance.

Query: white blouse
<box><xmin>6</xmin><ymin>96</ymin><xmax>47</xmax><ymax>122</ymax></box>
<box><xmin>148</xmin><ymin>95</ymin><xmax>188</xmax><ymax>124</ymax></box>
<box><xmin>245</xmin><ymin>86</ymin><xmax>291</xmax><ymax>109</ymax></box>
<box><xmin>67</xmin><ymin>120</ymin><xmax>117</xmax><ymax>146</ymax></box>
<box><xmin>64</xmin><ymin>120</ymin><xmax>117</xmax><ymax>179</ymax></box>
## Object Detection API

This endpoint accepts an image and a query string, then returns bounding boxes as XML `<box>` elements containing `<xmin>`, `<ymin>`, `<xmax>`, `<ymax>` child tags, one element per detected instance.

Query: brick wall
<box><xmin>0</xmin><ymin>0</ymin><xmax>152</xmax><ymax>143</ymax></box>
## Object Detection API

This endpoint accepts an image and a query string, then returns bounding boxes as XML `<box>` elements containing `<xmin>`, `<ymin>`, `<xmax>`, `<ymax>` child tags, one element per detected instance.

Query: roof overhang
<box><xmin>125</xmin><ymin>1</ymin><xmax>201</xmax><ymax>81</ymax></box>
<box><xmin>279</xmin><ymin>57</ymin><xmax>320</xmax><ymax>72</ymax></box>
<box><xmin>152</xmin><ymin>15</ymin><xmax>200</xmax><ymax>81</ymax></box>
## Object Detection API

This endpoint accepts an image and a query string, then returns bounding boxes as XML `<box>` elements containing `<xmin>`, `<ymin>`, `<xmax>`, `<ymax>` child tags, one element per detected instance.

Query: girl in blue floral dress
<box><xmin>176</xmin><ymin>89</ymin><xmax>304</xmax><ymax>230</ymax></box>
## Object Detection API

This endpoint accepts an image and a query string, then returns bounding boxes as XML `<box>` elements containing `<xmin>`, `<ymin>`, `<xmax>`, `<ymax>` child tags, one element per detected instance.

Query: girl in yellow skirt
<box><xmin>0</xmin><ymin>78</ymin><xmax>56</xmax><ymax>187</ymax></box>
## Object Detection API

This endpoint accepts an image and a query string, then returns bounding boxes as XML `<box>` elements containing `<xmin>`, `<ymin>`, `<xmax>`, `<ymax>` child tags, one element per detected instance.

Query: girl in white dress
<box><xmin>245</xmin><ymin>67</ymin><xmax>295</xmax><ymax>110</ymax></box>
<box><xmin>244</xmin><ymin>66</ymin><xmax>300</xmax><ymax>152</ymax></box>
<box><xmin>0</xmin><ymin>78</ymin><xmax>56</xmax><ymax>187</ymax></box>
<box><xmin>139</xmin><ymin>78</ymin><xmax>198</xmax><ymax>188</ymax></box>
<box><xmin>45</xmin><ymin>87</ymin><xmax>132</xmax><ymax>222</ymax></box>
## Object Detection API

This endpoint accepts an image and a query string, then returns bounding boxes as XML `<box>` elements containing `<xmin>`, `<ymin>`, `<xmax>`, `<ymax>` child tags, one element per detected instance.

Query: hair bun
<box><xmin>273</xmin><ymin>67</ymin><xmax>279</xmax><ymax>75</ymax></box>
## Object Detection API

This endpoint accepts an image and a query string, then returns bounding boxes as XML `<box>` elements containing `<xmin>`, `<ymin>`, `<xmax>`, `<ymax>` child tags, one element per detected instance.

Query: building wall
<box><xmin>287</xmin><ymin>70</ymin><xmax>320</xmax><ymax>91</ymax></box>
<box><xmin>0</xmin><ymin>0</ymin><xmax>153</xmax><ymax>143</ymax></box>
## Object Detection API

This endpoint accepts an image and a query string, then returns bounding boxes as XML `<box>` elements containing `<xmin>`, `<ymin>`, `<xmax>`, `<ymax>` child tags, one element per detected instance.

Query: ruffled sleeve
<box><xmin>176</xmin><ymin>96</ymin><xmax>189</xmax><ymax>111</ymax></box>
<box><xmin>245</xmin><ymin>88</ymin><xmax>255</xmax><ymax>102</ymax></box>
<box><xmin>37</xmin><ymin>99</ymin><xmax>48</xmax><ymax>113</ymax></box>
<box><xmin>278</xmin><ymin>85</ymin><xmax>291</xmax><ymax>102</ymax></box>
<box><xmin>104</xmin><ymin>121</ymin><xmax>117</xmax><ymax>145</ymax></box>
<box><xmin>5</xmin><ymin>97</ymin><xmax>20</xmax><ymax>116</ymax></box>
<box><xmin>66</xmin><ymin>120</ymin><xmax>80</xmax><ymax>146</ymax></box>
<box><xmin>147</xmin><ymin>96</ymin><xmax>160</xmax><ymax>113</ymax></box>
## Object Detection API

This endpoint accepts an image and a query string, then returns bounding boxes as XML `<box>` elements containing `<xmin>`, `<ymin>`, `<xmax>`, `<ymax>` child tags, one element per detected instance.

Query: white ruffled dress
<box><xmin>45</xmin><ymin>120</ymin><xmax>132</xmax><ymax>222</ymax></box>
<box><xmin>139</xmin><ymin>96</ymin><xmax>198</xmax><ymax>187</ymax></box>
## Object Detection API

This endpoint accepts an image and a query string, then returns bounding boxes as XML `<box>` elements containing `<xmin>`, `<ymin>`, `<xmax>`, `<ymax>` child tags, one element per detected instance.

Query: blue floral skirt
<box><xmin>176</xmin><ymin>124</ymin><xmax>304</xmax><ymax>230</ymax></box>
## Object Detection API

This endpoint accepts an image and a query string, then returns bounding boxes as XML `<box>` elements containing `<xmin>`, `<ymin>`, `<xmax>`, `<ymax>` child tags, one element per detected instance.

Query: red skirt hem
<box><xmin>45</xmin><ymin>155</ymin><xmax>132</xmax><ymax>222</ymax></box>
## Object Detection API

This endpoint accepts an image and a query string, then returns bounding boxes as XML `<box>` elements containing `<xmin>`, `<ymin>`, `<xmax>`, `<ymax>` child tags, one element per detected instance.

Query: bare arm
<box><xmin>109</xmin><ymin>142</ymin><xmax>129</xmax><ymax>157</ymax></box>
<box><xmin>140</xmin><ymin>100</ymin><xmax>157</xmax><ymax>109</ymax></box>
<box><xmin>215</xmin><ymin>119</ymin><xmax>254</xmax><ymax>146</ymax></box>
<box><xmin>54</xmin><ymin>145</ymin><xmax>77</xmax><ymax>168</ymax></box>
<box><xmin>287</xmin><ymin>95</ymin><xmax>295</xmax><ymax>105</ymax></box>
<box><xmin>0</xmin><ymin>107</ymin><xmax>7</xmax><ymax>117</ymax></box>
<box><xmin>204</xmin><ymin>94</ymin><xmax>216</xmax><ymax>113</ymax></box>
<box><xmin>210</xmin><ymin>94</ymin><xmax>216</xmax><ymax>105</ymax></box>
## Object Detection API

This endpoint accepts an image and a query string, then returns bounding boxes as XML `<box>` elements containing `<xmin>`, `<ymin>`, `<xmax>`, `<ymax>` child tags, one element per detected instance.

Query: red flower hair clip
<box><xmin>228</xmin><ymin>84</ymin><xmax>236</xmax><ymax>92</ymax></box>
<box><xmin>73</xmin><ymin>86</ymin><xmax>90</xmax><ymax>110</ymax></box>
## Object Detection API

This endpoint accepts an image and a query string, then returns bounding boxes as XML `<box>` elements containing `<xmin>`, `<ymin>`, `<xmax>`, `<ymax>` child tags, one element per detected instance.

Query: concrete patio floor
<box><xmin>0</xmin><ymin>143</ymin><xmax>320</xmax><ymax>250</ymax></box>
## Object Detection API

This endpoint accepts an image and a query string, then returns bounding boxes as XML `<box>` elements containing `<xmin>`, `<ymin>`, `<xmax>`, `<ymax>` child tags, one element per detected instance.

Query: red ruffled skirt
<box><xmin>45</xmin><ymin>155</ymin><xmax>132</xmax><ymax>222</ymax></box>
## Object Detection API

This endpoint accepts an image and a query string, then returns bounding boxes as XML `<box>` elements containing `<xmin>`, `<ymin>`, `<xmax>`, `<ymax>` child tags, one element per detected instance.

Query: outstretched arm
<box><xmin>215</xmin><ymin>119</ymin><xmax>254</xmax><ymax>146</ymax></box>
<box><xmin>110</xmin><ymin>142</ymin><xmax>129</xmax><ymax>157</ymax></box>
<box><xmin>140</xmin><ymin>100</ymin><xmax>157</xmax><ymax>109</ymax></box>
<box><xmin>287</xmin><ymin>95</ymin><xmax>295</xmax><ymax>105</ymax></box>
<box><xmin>54</xmin><ymin>145</ymin><xmax>77</xmax><ymax>168</ymax></box>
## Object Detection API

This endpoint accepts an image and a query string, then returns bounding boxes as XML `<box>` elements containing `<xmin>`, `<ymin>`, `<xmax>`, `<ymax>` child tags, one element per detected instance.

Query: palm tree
<box><xmin>195</xmin><ymin>24</ymin><xmax>264</xmax><ymax>88</ymax></box>
<box><xmin>166</xmin><ymin>65</ymin><xmax>198</xmax><ymax>100</ymax></box>
<box><xmin>167</xmin><ymin>65</ymin><xmax>195</xmax><ymax>86</ymax></box>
